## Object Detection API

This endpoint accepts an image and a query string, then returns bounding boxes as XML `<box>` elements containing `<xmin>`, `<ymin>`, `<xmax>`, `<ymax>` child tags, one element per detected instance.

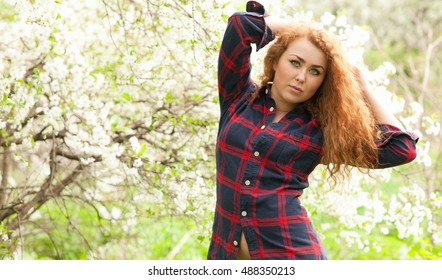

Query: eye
<box><xmin>309</xmin><ymin>68</ymin><xmax>321</xmax><ymax>76</ymax></box>
<box><xmin>290</xmin><ymin>60</ymin><xmax>300</xmax><ymax>67</ymax></box>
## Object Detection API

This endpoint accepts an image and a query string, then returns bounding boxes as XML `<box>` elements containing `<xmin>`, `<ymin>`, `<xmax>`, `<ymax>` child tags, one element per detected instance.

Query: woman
<box><xmin>207</xmin><ymin>1</ymin><xmax>418</xmax><ymax>260</ymax></box>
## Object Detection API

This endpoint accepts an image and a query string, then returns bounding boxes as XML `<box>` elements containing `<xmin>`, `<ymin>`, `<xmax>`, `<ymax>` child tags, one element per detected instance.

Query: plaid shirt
<box><xmin>207</xmin><ymin>4</ymin><xmax>419</xmax><ymax>260</ymax></box>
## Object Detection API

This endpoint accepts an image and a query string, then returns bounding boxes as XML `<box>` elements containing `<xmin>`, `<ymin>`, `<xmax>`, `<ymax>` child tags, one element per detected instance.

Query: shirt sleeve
<box><xmin>374</xmin><ymin>124</ymin><xmax>419</xmax><ymax>168</ymax></box>
<box><xmin>218</xmin><ymin>4</ymin><xmax>273</xmax><ymax>115</ymax></box>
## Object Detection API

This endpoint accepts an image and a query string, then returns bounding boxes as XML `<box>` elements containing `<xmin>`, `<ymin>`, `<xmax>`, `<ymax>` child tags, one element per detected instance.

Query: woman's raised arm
<box><xmin>354</xmin><ymin>68</ymin><xmax>405</xmax><ymax>130</ymax></box>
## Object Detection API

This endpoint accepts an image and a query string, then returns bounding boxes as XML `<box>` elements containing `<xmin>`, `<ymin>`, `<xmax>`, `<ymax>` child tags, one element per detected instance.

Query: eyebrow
<box><xmin>289</xmin><ymin>54</ymin><xmax>325</xmax><ymax>70</ymax></box>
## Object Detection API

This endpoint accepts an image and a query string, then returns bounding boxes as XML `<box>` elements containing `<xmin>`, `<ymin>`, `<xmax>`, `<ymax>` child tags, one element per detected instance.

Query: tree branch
<box><xmin>0</xmin><ymin>147</ymin><xmax>11</xmax><ymax>208</ymax></box>
<box><xmin>6</xmin><ymin>164</ymin><xmax>84</xmax><ymax>232</ymax></box>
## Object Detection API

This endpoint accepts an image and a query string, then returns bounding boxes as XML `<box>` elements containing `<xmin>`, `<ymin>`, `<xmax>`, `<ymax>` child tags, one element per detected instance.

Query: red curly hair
<box><xmin>253</xmin><ymin>24</ymin><xmax>380</xmax><ymax>181</ymax></box>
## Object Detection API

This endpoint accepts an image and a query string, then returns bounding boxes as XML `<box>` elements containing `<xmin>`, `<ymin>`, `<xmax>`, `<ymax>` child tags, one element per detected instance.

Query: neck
<box><xmin>269</xmin><ymin>88</ymin><xmax>298</xmax><ymax>112</ymax></box>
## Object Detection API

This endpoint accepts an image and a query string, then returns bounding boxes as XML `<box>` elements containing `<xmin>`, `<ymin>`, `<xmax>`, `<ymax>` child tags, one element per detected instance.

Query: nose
<box><xmin>295</xmin><ymin>68</ymin><xmax>306</xmax><ymax>83</ymax></box>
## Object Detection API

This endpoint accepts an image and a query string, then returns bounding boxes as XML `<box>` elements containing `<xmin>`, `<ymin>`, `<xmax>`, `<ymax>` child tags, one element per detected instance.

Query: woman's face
<box><xmin>271</xmin><ymin>37</ymin><xmax>327</xmax><ymax>111</ymax></box>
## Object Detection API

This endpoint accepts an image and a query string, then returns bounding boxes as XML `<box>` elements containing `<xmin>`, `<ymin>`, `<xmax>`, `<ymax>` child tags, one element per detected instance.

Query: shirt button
<box><xmin>241</xmin><ymin>211</ymin><xmax>247</xmax><ymax>217</ymax></box>
<box><xmin>265</xmin><ymin>88</ymin><xmax>269</xmax><ymax>94</ymax></box>
<box><xmin>269</xmin><ymin>107</ymin><xmax>274</xmax><ymax>112</ymax></box>
<box><xmin>244</xmin><ymin>180</ymin><xmax>251</xmax><ymax>186</ymax></box>
<box><xmin>233</xmin><ymin>240</ymin><xmax>239</xmax><ymax>246</ymax></box>
<box><xmin>260</xmin><ymin>125</ymin><xmax>266</xmax><ymax>130</ymax></box>
<box><xmin>254</xmin><ymin>151</ymin><xmax>260</xmax><ymax>157</ymax></box>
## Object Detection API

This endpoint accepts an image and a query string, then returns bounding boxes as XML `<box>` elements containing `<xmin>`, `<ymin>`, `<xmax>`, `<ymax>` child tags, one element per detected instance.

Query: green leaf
<box><xmin>122</xmin><ymin>92</ymin><xmax>134</xmax><ymax>101</ymax></box>
<box><xmin>356</xmin><ymin>206</ymin><xmax>366</xmax><ymax>215</ymax></box>
<box><xmin>138</xmin><ymin>143</ymin><xmax>147</xmax><ymax>157</ymax></box>
<box><xmin>165</xmin><ymin>92</ymin><xmax>174</xmax><ymax>103</ymax></box>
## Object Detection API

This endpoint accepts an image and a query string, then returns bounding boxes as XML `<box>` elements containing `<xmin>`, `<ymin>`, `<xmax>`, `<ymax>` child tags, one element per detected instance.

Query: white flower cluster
<box><xmin>338</xmin><ymin>230</ymin><xmax>372</xmax><ymax>253</ymax></box>
<box><xmin>423</xmin><ymin>115</ymin><xmax>441</xmax><ymax>136</ymax></box>
<box><xmin>306</xmin><ymin>165</ymin><xmax>438</xmax><ymax>254</ymax></box>
<box><xmin>386</xmin><ymin>185</ymin><xmax>432</xmax><ymax>239</ymax></box>
<box><xmin>161</xmin><ymin>168</ymin><xmax>216</xmax><ymax>218</ymax></box>
<box><xmin>0</xmin><ymin>222</ymin><xmax>10</xmax><ymax>248</ymax></box>
<box><xmin>319</xmin><ymin>12</ymin><xmax>370</xmax><ymax>66</ymax></box>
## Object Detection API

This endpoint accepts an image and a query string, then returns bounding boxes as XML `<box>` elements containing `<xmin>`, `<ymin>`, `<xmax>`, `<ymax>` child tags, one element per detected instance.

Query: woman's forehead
<box><xmin>284</xmin><ymin>37</ymin><xmax>327</xmax><ymax>69</ymax></box>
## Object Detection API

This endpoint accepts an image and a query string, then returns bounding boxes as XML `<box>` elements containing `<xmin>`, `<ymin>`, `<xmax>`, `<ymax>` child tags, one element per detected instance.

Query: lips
<box><xmin>289</xmin><ymin>85</ymin><xmax>303</xmax><ymax>94</ymax></box>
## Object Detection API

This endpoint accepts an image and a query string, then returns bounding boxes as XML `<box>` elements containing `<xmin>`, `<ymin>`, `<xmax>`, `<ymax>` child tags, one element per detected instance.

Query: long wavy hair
<box><xmin>253</xmin><ymin>24</ymin><xmax>380</xmax><ymax>182</ymax></box>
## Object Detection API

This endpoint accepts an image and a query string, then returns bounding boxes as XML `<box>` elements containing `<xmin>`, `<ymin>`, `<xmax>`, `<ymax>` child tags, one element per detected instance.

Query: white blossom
<box><xmin>129</xmin><ymin>136</ymin><xmax>141</xmax><ymax>154</ymax></box>
<box><xmin>0</xmin><ymin>121</ymin><xmax>6</xmax><ymax>129</ymax></box>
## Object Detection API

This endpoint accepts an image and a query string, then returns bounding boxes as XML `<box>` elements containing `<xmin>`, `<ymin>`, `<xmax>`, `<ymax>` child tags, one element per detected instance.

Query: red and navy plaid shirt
<box><xmin>207</xmin><ymin>3</ymin><xmax>418</xmax><ymax>260</ymax></box>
